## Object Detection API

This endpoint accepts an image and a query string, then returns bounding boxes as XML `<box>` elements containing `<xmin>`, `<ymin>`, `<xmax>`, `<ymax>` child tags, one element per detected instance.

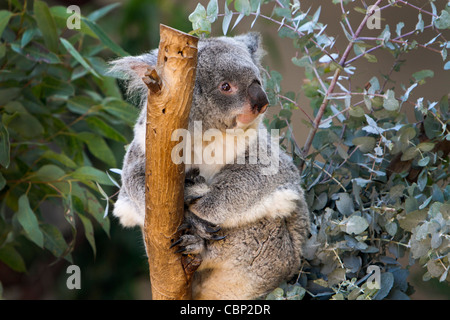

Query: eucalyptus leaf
<box><xmin>82</xmin><ymin>18</ymin><xmax>129</xmax><ymax>57</ymax></box>
<box><xmin>41</xmin><ymin>223</ymin><xmax>71</xmax><ymax>262</ymax></box>
<box><xmin>72</xmin><ymin>166</ymin><xmax>115</xmax><ymax>186</ymax></box>
<box><xmin>0</xmin><ymin>244</ymin><xmax>26</xmax><ymax>273</ymax></box>
<box><xmin>222</xmin><ymin>2</ymin><xmax>233</xmax><ymax>35</ymax></box>
<box><xmin>0</xmin><ymin>10</ymin><xmax>13</xmax><ymax>38</ymax></box>
<box><xmin>336</xmin><ymin>193</ymin><xmax>355</xmax><ymax>216</ymax></box>
<box><xmin>34</xmin><ymin>1</ymin><xmax>59</xmax><ymax>53</ymax></box>
<box><xmin>383</xmin><ymin>90</ymin><xmax>399</xmax><ymax>111</ymax></box>
<box><xmin>17</xmin><ymin>194</ymin><xmax>44</xmax><ymax>248</ymax></box>
<box><xmin>345</xmin><ymin>215</ymin><xmax>369</xmax><ymax>235</ymax></box>
<box><xmin>78</xmin><ymin>213</ymin><xmax>96</xmax><ymax>257</ymax></box>
<box><xmin>373</xmin><ymin>272</ymin><xmax>394</xmax><ymax>300</ymax></box>
<box><xmin>60</xmin><ymin>38</ymin><xmax>100</xmax><ymax>78</ymax></box>
<box><xmin>0</xmin><ymin>124</ymin><xmax>10</xmax><ymax>168</ymax></box>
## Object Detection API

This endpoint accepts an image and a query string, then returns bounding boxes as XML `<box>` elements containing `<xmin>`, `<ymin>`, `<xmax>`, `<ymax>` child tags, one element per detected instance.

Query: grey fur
<box><xmin>109</xmin><ymin>33</ymin><xmax>310</xmax><ymax>300</ymax></box>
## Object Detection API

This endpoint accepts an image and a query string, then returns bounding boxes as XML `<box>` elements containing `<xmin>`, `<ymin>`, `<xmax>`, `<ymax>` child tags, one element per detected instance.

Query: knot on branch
<box><xmin>143</xmin><ymin>67</ymin><xmax>162</xmax><ymax>93</ymax></box>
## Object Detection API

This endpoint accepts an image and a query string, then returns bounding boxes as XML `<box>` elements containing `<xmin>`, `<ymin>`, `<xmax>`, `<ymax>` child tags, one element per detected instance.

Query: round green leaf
<box><xmin>345</xmin><ymin>215</ymin><xmax>369</xmax><ymax>235</ymax></box>
<box><xmin>383</xmin><ymin>90</ymin><xmax>399</xmax><ymax>111</ymax></box>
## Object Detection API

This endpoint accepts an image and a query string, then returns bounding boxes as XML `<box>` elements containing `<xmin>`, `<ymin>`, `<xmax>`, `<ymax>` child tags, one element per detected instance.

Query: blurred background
<box><xmin>0</xmin><ymin>0</ymin><xmax>449</xmax><ymax>299</ymax></box>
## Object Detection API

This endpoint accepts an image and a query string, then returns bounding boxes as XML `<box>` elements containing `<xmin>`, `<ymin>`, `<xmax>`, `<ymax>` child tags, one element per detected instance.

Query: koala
<box><xmin>109</xmin><ymin>33</ymin><xmax>310</xmax><ymax>300</ymax></box>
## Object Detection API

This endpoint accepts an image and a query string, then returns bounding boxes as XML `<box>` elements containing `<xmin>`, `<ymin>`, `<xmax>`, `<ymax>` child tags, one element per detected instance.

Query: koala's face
<box><xmin>189</xmin><ymin>35</ymin><xmax>268</xmax><ymax>132</ymax></box>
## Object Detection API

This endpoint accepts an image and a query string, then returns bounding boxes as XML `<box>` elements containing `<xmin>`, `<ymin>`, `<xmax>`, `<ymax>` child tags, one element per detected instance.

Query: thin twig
<box><xmin>396</xmin><ymin>0</ymin><xmax>438</xmax><ymax>17</ymax></box>
<box><xmin>298</xmin><ymin>0</ymin><xmax>384</xmax><ymax>173</ymax></box>
<box><xmin>346</xmin><ymin>24</ymin><xmax>434</xmax><ymax>65</ymax></box>
<box><xmin>278</xmin><ymin>94</ymin><xmax>314</xmax><ymax>124</ymax></box>
<box><xmin>340</xmin><ymin>0</ymin><xmax>355</xmax><ymax>38</ymax></box>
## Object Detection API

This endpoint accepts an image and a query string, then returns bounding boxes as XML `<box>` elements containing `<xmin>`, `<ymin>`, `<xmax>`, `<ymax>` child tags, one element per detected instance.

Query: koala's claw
<box><xmin>171</xmin><ymin>234</ymin><xmax>204</xmax><ymax>255</ymax></box>
<box><xmin>176</xmin><ymin>221</ymin><xmax>191</xmax><ymax>232</ymax></box>
<box><xmin>169</xmin><ymin>237</ymin><xmax>183</xmax><ymax>249</ymax></box>
<box><xmin>211</xmin><ymin>235</ymin><xmax>227</xmax><ymax>241</ymax></box>
<box><xmin>171</xmin><ymin>211</ymin><xmax>226</xmax><ymax>254</ymax></box>
<box><xmin>204</xmin><ymin>224</ymin><xmax>221</xmax><ymax>234</ymax></box>
<box><xmin>185</xmin><ymin>210</ymin><xmax>223</xmax><ymax>239</ymax></box>
<box><xmin>175</xmin><ymin>247</ymin><xmax>186</xmax><ymax>254</ymax></box>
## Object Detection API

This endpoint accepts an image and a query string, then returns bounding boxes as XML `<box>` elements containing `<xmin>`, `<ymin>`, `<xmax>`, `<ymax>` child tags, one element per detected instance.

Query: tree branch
<box><xmin>143</xmin><ymin>24</ymin><xmax>198</xmax><ymax>300</ymax></box>
<box><xmin>298</xmin><ymin>0</ymin><xmax>384</xmax><ymax>173</ymax></box>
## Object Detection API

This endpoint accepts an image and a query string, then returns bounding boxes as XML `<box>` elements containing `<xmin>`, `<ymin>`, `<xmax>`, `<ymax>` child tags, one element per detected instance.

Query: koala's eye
<box><xmin>220</xmin><ymin>82</ymin><xmax>232</xmax><ymax>92</ymax></box>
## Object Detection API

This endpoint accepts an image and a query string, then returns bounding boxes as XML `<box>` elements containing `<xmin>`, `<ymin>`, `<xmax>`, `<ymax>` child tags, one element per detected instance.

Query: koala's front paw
<box><xmin>170</xmin><ymin>211</ymin><xmax>225</xmax><ymax>255</ymax></box>
<box><xmin>170</xmin><ymin>234</ymin><xmax>204</xmax><ymax>255</ymax></box>
<box><xmin>184</xmin><ymin>169</ymin><xmax>209</xmax><ymax>205</ymax></box>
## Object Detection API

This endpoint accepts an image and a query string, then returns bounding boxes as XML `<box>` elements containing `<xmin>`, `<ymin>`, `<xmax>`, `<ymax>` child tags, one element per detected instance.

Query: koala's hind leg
<box><xmin>112</xmin><ymin>141</ymin><xmax>146</xmax><ymax>228</ymax></box>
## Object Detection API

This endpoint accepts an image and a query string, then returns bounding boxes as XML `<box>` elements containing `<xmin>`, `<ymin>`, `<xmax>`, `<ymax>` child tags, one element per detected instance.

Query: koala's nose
<box><xmin>248</xmin><ymin>82</ymin><xmax>269</xmax><ymax>114</ymax></box>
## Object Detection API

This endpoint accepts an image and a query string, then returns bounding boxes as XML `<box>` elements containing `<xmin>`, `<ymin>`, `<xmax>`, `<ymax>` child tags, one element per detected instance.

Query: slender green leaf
<box><xmin>60</xmin><ymin>38</ymin><xmax>100</xmax><ymax>78</ymax></box>
<box><xmin>17</xmin><ymin>194</ymin><xmax>44</xmax><ymax>248</ymax></box>
<box><xmin>103</xmin><ymin>99</ymin><xmax>139</xmax><ymax>126</ymax></box>
<box><xmin>78</xmin><ymin>132</ymin><xmax>117</xmax><ymax>167</ymax></box>
<box><xmin>78</xmin><ymin>213</ymin><xmax>96</xmax><ymax>256</ymax></box>
<box><xmin>72</xmin><ymin>166</ymin><xmax>115</xmax><ymax>186</ymax></box>
<box><xmin>0</xmin><ymin>124</ymin><xmax>10</xmax><ymax>168</ymax></box>
<box><xmin>0</xmin><ymin>244</ymin><xmax>26</xmax><ymax>272</ymax></box>
<box><xmin>39</xmin><ymin>76</ymin><xmax>75</xmax><ymax>97</ymax></box>
<box><xmin>34</xmin><ymin>0</ymin><xmax>59</xmax><ymax>52</ymax></box>
<box><xmin>33</xmin><ymin>164</ymin><xmax>66</xmax><ymax>182</ymax></box>
<box><xmin>41</xmin><ymin>150</ymin><xmax>77</xmax><ymax>169</ymax></box>
<box><xmin>3</xmin><ymin>101</ymin><xmax>45</xmax><ymax>139</ymax></box>
<box><xmin>82</xmin><ymin>18</ymin><xmax>128</xmax><ymax>57</ymax></box>
<box><xmin>41</xmin><ymin>223</ymin><xmax>71</xmax><ymax>262</ymax></box>
<box><xmin>87</xmin><ymin>3</ymin><xmax>121</xmax><ymax>21</ymax></box>
<box><xmin>21</xmin><ymin>28</ymin><xmax>38</xmax><ymax>48</ymax></box>
<box><xmin>85</xmin><ymin>117</ymin><xmax>127</xmax><ymax>142</ymax></box>
<box><xmin>222</xmin><ymin>2</ymin><xmax>233</xmax><ymax>35</ymax></box>
<box><xmin>0</xmin><ymin>173</ymin><xmax>5</xmax><ymax>191</ymax></box>
<box><xmin>0</xmin><ymin>10</ymin><xmax>13</xmax><ymax>38</ymax></box>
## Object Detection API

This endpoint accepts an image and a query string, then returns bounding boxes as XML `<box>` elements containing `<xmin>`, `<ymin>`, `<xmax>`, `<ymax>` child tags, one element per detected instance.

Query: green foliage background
<box><xmin>0</xmin><ymin>0</ymin><xmax>191</xmax><ymax>299</ymax></box>
<box><xmin>0</xmin><ymin>0</ymin><xmax>449</xmax><ymax>300</ymax></box>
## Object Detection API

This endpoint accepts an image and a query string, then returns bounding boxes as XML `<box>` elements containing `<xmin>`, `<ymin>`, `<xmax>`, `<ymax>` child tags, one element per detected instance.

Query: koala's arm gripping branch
<box><xmin>143</xmin><ymin>24</ymin><xmax>198</xmax><ymax>300</ymax></box>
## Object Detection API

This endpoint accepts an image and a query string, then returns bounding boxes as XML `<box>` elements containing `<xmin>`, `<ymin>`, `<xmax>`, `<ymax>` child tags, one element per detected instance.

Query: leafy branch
<box><xmin>189</xmin><ymin>0</ymin><xmax>450</xmax><ymax>300</ymax></box>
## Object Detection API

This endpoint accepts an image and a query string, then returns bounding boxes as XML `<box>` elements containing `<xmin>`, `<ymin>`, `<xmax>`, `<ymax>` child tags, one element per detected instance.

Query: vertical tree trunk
<box><xmin>143</xmin><ymin>24</ymin><xmax>198</xmax><ymax>300</ymax></box>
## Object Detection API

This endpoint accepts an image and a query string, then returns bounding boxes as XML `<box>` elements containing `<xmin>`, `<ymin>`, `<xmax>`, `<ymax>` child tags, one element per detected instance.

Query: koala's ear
<box><xmin>234</xmin><ymin>32</ymin><xmax>265</xmax><ymax>63</ymax></box>
<box><xmin>108</xmin><ymin>50</ymin><xmax>158</xmax><ymax>102</ymax></box>
<box><xmin>108</xmin><ymin>50</ymin><xmax>157</xmax><ymax>79</ymax></box>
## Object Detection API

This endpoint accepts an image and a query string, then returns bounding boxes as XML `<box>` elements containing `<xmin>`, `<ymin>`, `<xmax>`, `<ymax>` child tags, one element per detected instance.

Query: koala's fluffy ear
<box><xmin>234</xmin><ymin>32</ymin><xmax>265</xmax><ymax>64</ymax></box>
<box><xmin>108</xmin><ymin>50</ymin><xmax>158</xmax><ymax>106</ymax></box>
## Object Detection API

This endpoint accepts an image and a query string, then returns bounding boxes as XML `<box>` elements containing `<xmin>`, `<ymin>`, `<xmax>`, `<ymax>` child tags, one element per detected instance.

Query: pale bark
<box><xmin>143</xmin><ymin>24</ymin><xmax>198</xmax><ymax>300</ymax></box>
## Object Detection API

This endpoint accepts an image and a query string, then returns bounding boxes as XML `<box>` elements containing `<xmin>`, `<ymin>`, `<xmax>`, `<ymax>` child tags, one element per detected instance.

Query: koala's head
<box><xmin>108</xmin><ymin>33</ymin><xmax>268</xmax><ymax>133</ymax></box>
<box><xmin>190</xmin><ymin>33</ymin><xmax>268</xmax><ymax>132</ymax></box>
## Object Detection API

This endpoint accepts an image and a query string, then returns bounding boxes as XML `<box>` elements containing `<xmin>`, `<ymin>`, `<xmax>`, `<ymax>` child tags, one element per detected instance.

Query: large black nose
<box><xmin>248</xmin><ymin>82</ymin><xmax>269</xmax><ymax>114</ymax></box>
